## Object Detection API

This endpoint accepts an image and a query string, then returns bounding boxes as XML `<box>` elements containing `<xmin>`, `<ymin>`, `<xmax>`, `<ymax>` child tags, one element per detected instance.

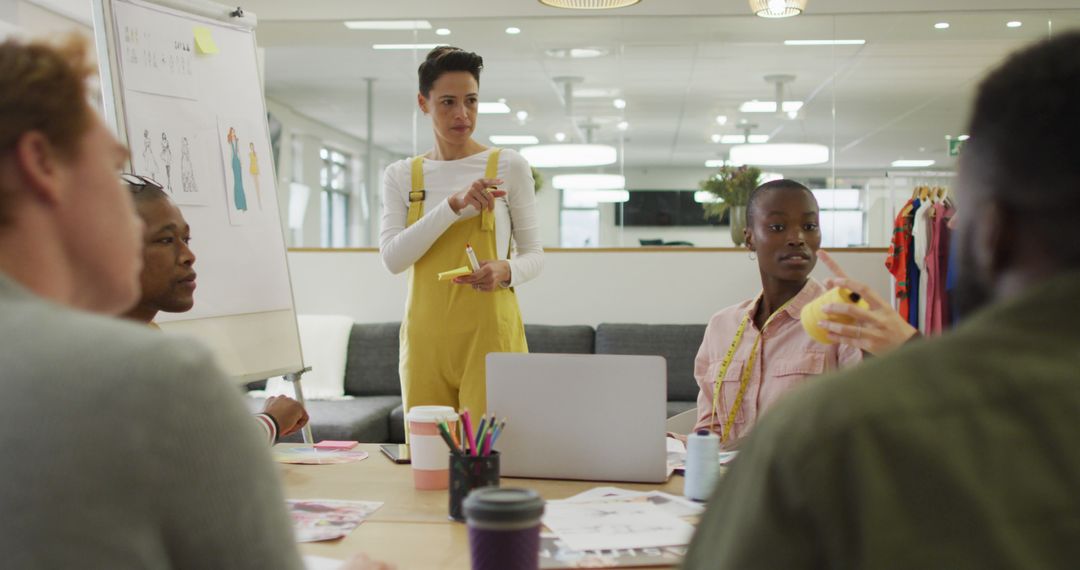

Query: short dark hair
<box><xmin>746</xmin><ymin>179</ymin><xmax>816</xmax><ymax>224</ymax></box>
<box><xmin>960</xmin><ymin>31</ymin><xmax>1080</xmax><ymax>266</ymax></box>
<box><xmin>418</xmin><ymin>46</ymin><xmax>483</xmax><ymax>97</ymax></box>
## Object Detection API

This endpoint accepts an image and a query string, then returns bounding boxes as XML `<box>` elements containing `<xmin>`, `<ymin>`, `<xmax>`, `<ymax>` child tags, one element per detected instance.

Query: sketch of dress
<box><xmin>160</xmin><ymin>132</ymin><xmax>173</xmax><ymax>192</ymax></box>
<box><xmin>141</xmin><ymin>129</ymin><xmax>160</xmax><ymax>182</ymax></box>
<box><xmin>180</xmin><ymin>137</ymin><xmax>197</xmax><ymax>193</ymax></box>
<box><xmin>227</xmin><ymin>127</ymin><xmax>247</xmax><ymax>211</ymax></box>
<box><xmin>248</xmin><ymin>142</ymin><xmax>262</xmax><ymax>208</ymax></box>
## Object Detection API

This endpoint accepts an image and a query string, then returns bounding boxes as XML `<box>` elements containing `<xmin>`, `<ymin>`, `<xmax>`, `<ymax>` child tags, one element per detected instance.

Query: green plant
<box><xmin>531</xmin><ymin>166</ymin><xmax>544</xmax><ymax>193</ymax></box>
<box><xmin>699</xmin><ymin>164</ymin><xmax>762</xmax><ymax>220</ymax></box>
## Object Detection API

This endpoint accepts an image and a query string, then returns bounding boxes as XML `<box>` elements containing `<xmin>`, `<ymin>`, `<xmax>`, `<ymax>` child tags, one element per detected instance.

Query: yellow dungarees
<box><xmin>399</xmin><ymin>148</ymin><xmax>528</xmax><ymax>422</ymax></box>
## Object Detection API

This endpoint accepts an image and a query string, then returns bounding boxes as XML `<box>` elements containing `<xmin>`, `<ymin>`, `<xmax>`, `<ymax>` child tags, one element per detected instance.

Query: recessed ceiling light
<box><xmin>520</xmin><ymin>144</ymin><xmax>618</xmax><ymax>167</ymax></box>
<box><xmin>515</xmin><ymin>110</ymin><xmax>529</xmax><ymax>122</ymax></box>
<box><xmin>478</xmin><ymin>102</ymin><xmax>511</xmax><ymax>114</ymax></box>
<box><xmin>891</xmin><ymin>159</ymin><xmax>937</xmax><ymax>167</ymax></box>
<box><xmin>538</xmin><ymin>0</ymin><xmax>642</xmax><ymax>9</ymax></box>
<box><xmin>787</xmin><ymin>110</ymin><xmax>799</xmax><ymax>119</ymax></box>
<box><xmin>957</xmin><ymin>134</ymin><xmax>970</xmax><ymax>141</ymax></box>
<box><xmin>372</xmin><ymin>43</ymin><xmax>444</xmax><ymax>50</ymax></box>
<box><xmin>345</xmin><ymin>20</ymin><xmax>431</xmax><ymax>30</ymax></box>
<box><xmin>730</xmin><ymin>143</ymin><xmax>829</xmax><ymax>166</ymax></box>
<box><xmin>721</xmin><ymin>134</ymin><xmax>770</xmax><ymax>144</ymax></box>
<box><xmin>545</xmin><ymin>47</ymin><xmax>610</xmax><ymax>59</ymax></box>
<box><xmin>711</xmin><ymin>134</ymin><xmax>722</xmax><ymax>144</ymax></box>
<box><xmin>784</xmin><ymin>39</ymin><xmax>866</xmax><ymax>46</ymax></box>
<box><xmin>739</xmin><ymin>100</ymin><xmax>804</xmax><ymax>113</ymax></box>
<box><xmin>490</xmin><ymin>135</ymin><xmax>540</xmax><ymax>145</ymax></box>
<box><xmin>435</xmin><ymin>28</ymin><xmax>452</xmax><ymax>36</ymax></box>
<box><xmin>715</xmin><ymin>115</ymin><xmax>728</xmax><ymax>126</ymax></box>
<box><xmin>553</xmin><ymin>173</ymin><xmax>626</xmax><ymax>190</ymax></box>
<box><xmin>1007</xmin><ymin>21</ymin><xmax>1022</xmax><ymax>28</ymax></box>
<box><xmin>617</xmin><ymin>121</ymin><xmax>629</xmax><ymax>131</ymax></box>
<box><xmin>554</xmin><ymin>132</ymin><xmax>567</xmax><ymax>142</ymax></box>
<box><xmin>505</xmin><ymin>27</ymin><xmax>522</xmax><ymax>35</ymax></box>
<box><xmin>935</xmin><ymin>22</ymin><xmax>950</xmax><ymax>30</ymax></box>
<box><xmin>613</xmin><ymin>98</ymin><xmax>627</xmax><ymax>110</ymax></box>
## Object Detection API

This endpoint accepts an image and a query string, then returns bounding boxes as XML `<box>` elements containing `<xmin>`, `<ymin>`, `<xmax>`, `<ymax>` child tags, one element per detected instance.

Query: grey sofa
<box><xmin>251</xmin><ymin>322</ymin><xmax>704</xmax><ymax>443</ymax></box>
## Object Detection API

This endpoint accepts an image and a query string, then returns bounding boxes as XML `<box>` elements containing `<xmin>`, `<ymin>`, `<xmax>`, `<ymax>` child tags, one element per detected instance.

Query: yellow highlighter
<box><xmin>800</xmin><ymin>287</ymin><xmax>871</xmax><ymax>344</ymax></box>
<box><xmin>437</xmin><ymin>266</ymin><xmax>473</xmax><ymax>282</ymax></box>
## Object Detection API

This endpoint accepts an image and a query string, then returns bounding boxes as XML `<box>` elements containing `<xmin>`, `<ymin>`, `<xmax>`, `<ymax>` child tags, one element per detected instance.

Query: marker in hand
<box><xmin>465</xmin><ymin>243</ymin><xmax>480</xmax><ymax>272</ymax></box>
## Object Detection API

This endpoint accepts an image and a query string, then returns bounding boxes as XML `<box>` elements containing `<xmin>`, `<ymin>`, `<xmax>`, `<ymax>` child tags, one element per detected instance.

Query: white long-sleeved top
<box><xmin>379</xmin><ymin>148</ymin><xmax>544</xmax><ymax>287</ymax></box>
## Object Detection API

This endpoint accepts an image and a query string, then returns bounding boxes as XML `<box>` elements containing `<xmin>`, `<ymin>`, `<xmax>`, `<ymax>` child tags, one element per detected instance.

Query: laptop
<box><xmin>486</xmin><ymin>353</ymin><xmax>669</xmax><ymax>483</ymax></box>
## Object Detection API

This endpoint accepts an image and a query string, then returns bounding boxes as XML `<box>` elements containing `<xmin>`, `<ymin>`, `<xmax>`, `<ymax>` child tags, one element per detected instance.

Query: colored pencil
<box><xmin>437</xmin><ymin>421</ymin><xmax>462</xmax><ymax>455</ymax></box>
<box><xmin>489</xmin><ymin>420</ymin><xmax>507</xmax><ymax>449</ymax></box>
<box><xmin>480</xmin><ymin>429</ymin><xmax>494</xmax><ymax>456</ymax></box>
<box><xmin>474</xmin><ymin>416</ymin><xmax>489</xmax><ymax>454</ymax></box>
<box><xmin>460</xmin><ymin>410</ymin><xmax>475</xmax><ymax>456</ymax></box>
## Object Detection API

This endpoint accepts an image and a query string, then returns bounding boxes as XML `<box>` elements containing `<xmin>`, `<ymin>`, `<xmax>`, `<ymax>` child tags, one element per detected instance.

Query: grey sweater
<box><xmin>0</xmin><ymin>273</ymin><xmax>303</xmax><ymax>569</ymax></box>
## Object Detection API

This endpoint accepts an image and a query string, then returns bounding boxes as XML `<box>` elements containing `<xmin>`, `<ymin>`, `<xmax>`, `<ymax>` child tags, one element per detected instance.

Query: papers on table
<box><xmin>303</xmin><ymin>555</ymin><xmax>344</xmax><ymax>570</ymax></box>
<box><xmin>542</xmin><ymin>488</ymin><xmax>701</xmax><ymax>554</ymax></box>
<box><xmin>274</xmin><ymin>447</ymin><xmax>370</xmax><ymax>465</ymax></box>
<box><xmin>288</xmin><ymin>499</ymin><xmax>383</xmax><ymax>542</ymax></box>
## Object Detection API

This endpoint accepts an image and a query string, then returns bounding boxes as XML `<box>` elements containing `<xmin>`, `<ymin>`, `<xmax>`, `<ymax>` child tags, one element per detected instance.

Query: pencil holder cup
<box><xmin>449</xmin><ymin>452</ymin><xmax>501</xmax><ymax>522</ymax></box>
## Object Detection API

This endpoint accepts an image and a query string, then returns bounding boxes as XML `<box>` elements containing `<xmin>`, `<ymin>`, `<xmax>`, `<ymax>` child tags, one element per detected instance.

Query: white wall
<box><xmin>287</xmin><ymin>249</ymin><xmax>890</xmax><ymax>326</ymax></box>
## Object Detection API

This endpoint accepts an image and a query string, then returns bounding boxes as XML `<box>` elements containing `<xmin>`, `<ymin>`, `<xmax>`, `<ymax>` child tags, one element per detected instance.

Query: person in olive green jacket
<box><xmin>683</xmin><ymin>31</ymin><xmax>1080</xmax><ymax>570</ymax></box>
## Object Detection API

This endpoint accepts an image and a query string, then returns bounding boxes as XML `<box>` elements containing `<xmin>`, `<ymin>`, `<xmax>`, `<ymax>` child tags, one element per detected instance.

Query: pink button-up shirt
<box><xmin>692</xmin><ymin>279</ymin><xmax>863</xmax><ymax>445</ymax></box>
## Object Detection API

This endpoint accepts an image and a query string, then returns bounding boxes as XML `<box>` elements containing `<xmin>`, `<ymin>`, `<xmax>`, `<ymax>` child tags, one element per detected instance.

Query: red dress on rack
<box><xmin>885</xmin><ymin>200</ymin><xmax>916</xmax><ymax>317</ymax></box>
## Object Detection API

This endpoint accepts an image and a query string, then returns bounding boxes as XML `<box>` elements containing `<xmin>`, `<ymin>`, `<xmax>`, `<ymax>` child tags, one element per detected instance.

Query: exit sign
<box><xmin>948</xmin><ymin>138</ymin><xmax>966</xmax><ymax>157</ymax></box>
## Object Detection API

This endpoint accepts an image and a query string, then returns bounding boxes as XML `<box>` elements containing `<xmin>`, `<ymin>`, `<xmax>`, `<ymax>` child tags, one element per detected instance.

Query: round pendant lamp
<box><xmin>539</xmin><ymin>0</ymin><xmax>641</xmax><ymax>9</ymax></box>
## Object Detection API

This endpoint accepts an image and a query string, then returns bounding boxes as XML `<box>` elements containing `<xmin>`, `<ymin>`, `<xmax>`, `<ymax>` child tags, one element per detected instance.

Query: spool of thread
<box><xmin>800</xmin><ymin>287</ymin><xmax>871</xmax><ymax>344</ymax></box>
<box><xmin>684</xmin><ymin>430</ymin><xmax>720</xmax><ymax>502</ymax></box>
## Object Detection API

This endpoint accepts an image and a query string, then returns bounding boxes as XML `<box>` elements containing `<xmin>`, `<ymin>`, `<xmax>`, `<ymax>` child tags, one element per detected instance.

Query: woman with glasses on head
<box><xmin>378</xmin><ymin>47</ymin><xmax>543</xmax><ymax>423</ymax></box>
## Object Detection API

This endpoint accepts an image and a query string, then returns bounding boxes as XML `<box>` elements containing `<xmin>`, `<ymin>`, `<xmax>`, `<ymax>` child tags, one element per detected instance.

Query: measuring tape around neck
<box><xmin>711</xmin><ymin>298</ymin><xmax>792</xmax><ymax>444</ymax></box>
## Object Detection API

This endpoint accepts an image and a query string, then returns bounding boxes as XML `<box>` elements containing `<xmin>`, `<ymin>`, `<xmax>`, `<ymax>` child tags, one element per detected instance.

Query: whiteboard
<box><xmin>94</xmin><ymin>0</ymin><xmax>304</xmax><ymax>382</ymax></box>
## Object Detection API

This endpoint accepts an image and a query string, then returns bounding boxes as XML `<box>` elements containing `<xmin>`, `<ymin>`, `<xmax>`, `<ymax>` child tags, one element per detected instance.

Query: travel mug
<box><xmin>406</xmin><ymin>405</ymin><xmax>458</xmax><ymax>490</ymax></box>
<box><xmin>463</xmin><ymin>487</ymin><xmax>545</xmax><ymax>570</ymax></box>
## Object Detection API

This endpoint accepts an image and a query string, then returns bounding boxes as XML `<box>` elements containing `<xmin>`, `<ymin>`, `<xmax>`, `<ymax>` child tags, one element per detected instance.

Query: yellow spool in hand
<box><xmin>800</xmin><ymin>287</ymin><xmax>871</xmax><ymax>344</ymax></box>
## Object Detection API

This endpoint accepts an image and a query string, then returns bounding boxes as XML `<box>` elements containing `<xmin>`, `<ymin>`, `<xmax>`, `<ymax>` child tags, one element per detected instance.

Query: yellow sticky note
<box><xmin>438</xmin><ymin>266</ymin><xmax>472</xmax><ymax>281</ymax></box>
<box><xmin>194</xmin><ymin>27</ymin><xmax>219</xmax><ymax>55</ymax></box>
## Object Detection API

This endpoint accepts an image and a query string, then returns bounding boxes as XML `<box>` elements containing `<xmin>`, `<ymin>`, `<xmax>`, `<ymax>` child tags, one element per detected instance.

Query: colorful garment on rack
<box><xmin>925</xmin><ymin>203</ymin><xmax>950</xmax><ymax>335</ymax></box>
<box><xmin>885</xmin><ymin>199</ymin><xmax>916</xmax><ymax>317</ymax></box>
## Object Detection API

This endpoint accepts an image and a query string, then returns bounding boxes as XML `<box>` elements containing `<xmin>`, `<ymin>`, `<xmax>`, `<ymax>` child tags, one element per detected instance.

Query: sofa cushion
<box><xmin>344</xmin><ymin>323</ymin><xmax>402</xmax><ymax>396</ymax></box>
<box><xmin>524</xmin><ymin>324</ymin><xmax>595</xmax><ymax>354</ymax></box>
<box><xmin>247</xmin><ymin>395</ymin><xmax>401</xmax><ymax>443</ymax></box>
<box><xmin>667</xmin><ymin>400</ymin><xmax>696</xmax><ymax>418</ymax></box>
<box><xmin>595</xmin><ymin>324</ymin><xmax>706</xmax><ymax>401</ymax></box>
<box><xmin>389</xmin><ymin>405</ymin><xmax>406</xmax><ymax>444</ymax></box>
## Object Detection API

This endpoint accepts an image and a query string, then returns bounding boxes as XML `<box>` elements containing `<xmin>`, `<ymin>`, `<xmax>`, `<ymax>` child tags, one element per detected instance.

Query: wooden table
<box><xmin>280</xmin><ymin>444</ymin><xmax>686</xmax><ymax>569</ymax></box>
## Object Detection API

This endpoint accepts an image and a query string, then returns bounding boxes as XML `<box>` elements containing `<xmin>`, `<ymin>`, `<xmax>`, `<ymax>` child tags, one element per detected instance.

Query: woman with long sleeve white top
<box><xmin>379</xmin><ymin>46</ymin><xmax>543</xmax><ymax>422</ymax></box>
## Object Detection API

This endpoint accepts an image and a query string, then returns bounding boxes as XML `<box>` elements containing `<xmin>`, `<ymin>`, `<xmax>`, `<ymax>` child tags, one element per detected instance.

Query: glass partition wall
<box><xmin>259</xmin><ymin>9</ymin><xmax>1080</xmax><ymax>248</ymax></box>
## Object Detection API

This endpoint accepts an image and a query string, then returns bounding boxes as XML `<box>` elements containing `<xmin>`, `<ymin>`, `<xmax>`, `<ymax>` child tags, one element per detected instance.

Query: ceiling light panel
<box><xmin>553</xmin><ymin>174</ymin><xmax>626</xmax><ymax>190</ymax></box>
<box><xmin>345</xmin><ymin>20</ymin><xmax>431</xmax><ymax>30</ymax></box>
<box><xmin>520</xmin><ymin>144</ymin><xmax>617</xmax><ymax>168</ymax></box>
<box><xmin>739</xmin><ymin>100</ymin><xmax>804</xmax><ymax>113</ymax></box>
<box><xmin>730</xmin><ymin>143</ymin><xmax>829</xmax><ymax>166</ymax></box>
<box><xmin>784</xmin><ymin>39</ymin><xmax>866</xmax><ymax>46</ymax></box>
<box><xmin>891</xmin><ymin>159</ymin><xmax>936</xmax><ymax>167</ymax></box>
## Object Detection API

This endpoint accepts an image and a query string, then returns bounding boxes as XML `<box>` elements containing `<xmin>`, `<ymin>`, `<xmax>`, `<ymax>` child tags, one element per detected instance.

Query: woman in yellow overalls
<box><xmin>379</xmin><ymin>47</ymin><xmax>544</xmax><ymax>422</ymax></box>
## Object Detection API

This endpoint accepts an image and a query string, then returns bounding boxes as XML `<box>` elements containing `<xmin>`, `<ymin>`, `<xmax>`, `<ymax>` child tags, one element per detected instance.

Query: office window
<box><xmin>320</xmin><ymin>147</ymin><xmax>351</xmax><ymax>248</ymax></box>
<box><xmin>560</xmin><ymin>190</ymin><xmax>600</xmax><ymax>247</ymax></box>
<box><xmin>813</xmin><ymin>189</ymin><xmax>865</xmax><ymax>248</ymax></box>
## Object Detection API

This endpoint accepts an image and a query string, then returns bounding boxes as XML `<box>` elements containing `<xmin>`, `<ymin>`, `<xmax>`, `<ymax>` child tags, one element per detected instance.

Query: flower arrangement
<box><xmin>699</xmin><ymin>164</ymin><xmax>762</xmax><ymax>221</ymax></box>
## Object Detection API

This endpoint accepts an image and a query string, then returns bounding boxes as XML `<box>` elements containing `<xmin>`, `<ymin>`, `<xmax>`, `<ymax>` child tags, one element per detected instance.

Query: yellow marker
<box><xmin>437</xmin><ymin>266</ymin><xmax>472</xmax><ymax>281</ymax></box>
<box><xmin>800</xmin><ymin>287</ymin><xmax>871</xmax><ymax>344</ymax></box>
<box><xmin>194</xmin><ymin>27</ymin><xmax>219</xmax><ymax>55</ymax></box>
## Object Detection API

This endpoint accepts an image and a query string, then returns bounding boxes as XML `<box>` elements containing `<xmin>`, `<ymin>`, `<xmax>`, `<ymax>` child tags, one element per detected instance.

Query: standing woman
<box><xmin>380</xmin><ymin>47</ymin><xmax>543</xmax><ymax>419</ymax></box>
